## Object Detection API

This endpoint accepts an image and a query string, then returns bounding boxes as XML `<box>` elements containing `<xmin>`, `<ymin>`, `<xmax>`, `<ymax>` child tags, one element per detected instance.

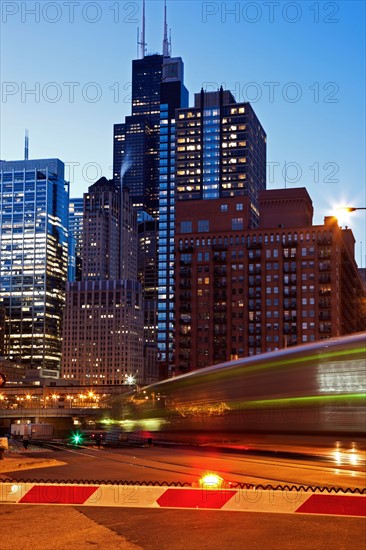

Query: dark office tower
<box><xmin>82</xmin><ymin>177</ymin><xmax>120</xmax><ymax>281</ymax></box>
<box><xmin>175</xmin><ymin>89</ymin><xmax>267</xmax><ymax>228</ymax></box>
<box><xmin>113</xmin><ymin>54</ymin><xmax>164</xmax><ymax>217</ymax></box>
<box><xmin>113</xmin><ymin>4</ymin><xmax>174</xmax><ymax>216</ymax></box>
<box><xmin>131</xmin><ymin>54</ymin><xmax>165</xmax><ymax>120</ymax></box>
<box><xmin>120</xmin><ymin>185</ymin><xmax>138</xmax><ymax>281</ymax></box>
<box><xmin>0</xmin><ymin>159</ymin><xmax>69</xmax><ymax>373</ymax></box>
<box><xmin>114</xmin><ymin>116</ymin><xmax>155</xmax><ymax>215</ymax></box>
<box><xmin>157</xmin><ymin>57</ymin><xmax>189</xmax><ymax>377</ymax></box>
<box><xmin>138</xmin><ymin>214</ymin><xmax>159</xmax><ymax>384</ymax></box>
<box><xmin>69</xmin><ymin>198</ymin><xmax>83</xmax><ymax>281</ymax></box>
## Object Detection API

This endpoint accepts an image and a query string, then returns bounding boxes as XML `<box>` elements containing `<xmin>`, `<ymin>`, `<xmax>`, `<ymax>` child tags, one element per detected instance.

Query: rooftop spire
<box><xmin>138</xmin><ymin>0</ymin><xmax>147</xmax><ymax>58</ymax></box>
<box><xmin>163</xmin><ymin>0</ymin><xmax>170</xmax><ymax>57</ymax></box>
<box><xmin>24</xmin><ymin>129</ymin><xmax>29</xmax><ymax>161</ymax></box>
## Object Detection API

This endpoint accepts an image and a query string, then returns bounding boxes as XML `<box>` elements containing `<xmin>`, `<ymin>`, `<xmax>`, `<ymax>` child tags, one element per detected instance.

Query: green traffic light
<box><xmin>71</xmin><ymin>432</ymin><xmax>83</xmax><ymax>445</ymax></box>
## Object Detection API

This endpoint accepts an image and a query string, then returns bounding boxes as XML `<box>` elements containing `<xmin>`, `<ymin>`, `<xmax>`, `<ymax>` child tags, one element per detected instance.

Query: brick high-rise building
<box><xmin>166</xmin><ymin>88</ymin><xmax>267</xmax><ymax>376</ymax></box>
<box><xmin>174</xmin><ymin>188</ymin><xmax>365</xmax><ymax>373</ymax></box>
<box><xmin>62</xmin><ymin>280</ymin><xmax>143</xmax><ymax>385</ymax></box>
<box><xmin>82</xmin><ymin>178</ymin><xmax>120</xmax><ymax>281</ymax></box>
<box><xmin>62</xmin><ymin>178</ymin><xmax>144</xmax><ymax>384</ymax></box>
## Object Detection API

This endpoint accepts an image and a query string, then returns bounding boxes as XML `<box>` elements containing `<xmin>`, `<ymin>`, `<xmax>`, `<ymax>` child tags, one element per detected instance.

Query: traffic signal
<box><xmin>70</xmin><ymin>431</ymin><xmax>83</xmax><ymax>445</ymax></box>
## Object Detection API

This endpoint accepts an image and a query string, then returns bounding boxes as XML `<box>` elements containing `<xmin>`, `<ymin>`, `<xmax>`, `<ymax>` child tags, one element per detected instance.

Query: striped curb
<box><xmin>0</xmin><ymin>483</ymin><xmax>365</xmax><ymax>516</ymax></box>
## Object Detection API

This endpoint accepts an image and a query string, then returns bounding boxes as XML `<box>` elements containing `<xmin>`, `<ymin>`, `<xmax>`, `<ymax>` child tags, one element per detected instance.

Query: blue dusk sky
<box><xmin>1</xmin><ymin>0</ymin><xmax>365</xmax><ymax>264</ymax></box>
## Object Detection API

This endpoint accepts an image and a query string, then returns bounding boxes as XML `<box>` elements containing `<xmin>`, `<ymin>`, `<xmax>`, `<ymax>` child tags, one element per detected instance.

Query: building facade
<box><xmin>0</xmin><ymin>159</ymin><xmax>69</xmax><ymax>372</ymax></box>
<box><xmin>82</xmin><ymin>178</ymin><xmax>120</xmax><ymax>281</ymax></box>
<box><xmin>62</xmin><ymin>177</ymin><xmax>144</xmax><ymax>384</ymax></box>
<box><xmin>157</xmin><ymin>57</ymin><xmax>189</xmax><ymax>377</ymax></box>
<box><xmin>138</xmin><ymin>215</ymin><xmax>159</xmax><ymax>383</ymax></box>
<box><xmin>62</xmin><ymin>280</ymin><xmax>143</xmax><ymax>385</ymax></box>
<box><xmin>175</xmin><ymin>89</ymin><xmax>267</xmax><ymax>227</ymax></box>
<box><xmin>161</xmin><ymin>89</ymin><xmax>266</xmax><ymax>376</ymax></box>
<box><xmin>174</xmin><ymin>188</ymin><xmax>365</xmax><ymax>373</ymax></box>
<box><xmin>113</xmin><ymin>54</ymin><xmax>165</xmax><ymax>217</ymax></box>
<box><xmin>69</xmin><ymin>198</ymin><xmax>84</xmax><ymax>281</ymax></box>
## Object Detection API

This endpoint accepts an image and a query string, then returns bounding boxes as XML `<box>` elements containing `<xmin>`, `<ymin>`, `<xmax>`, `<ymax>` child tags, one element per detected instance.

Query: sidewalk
<box><xmin>0</xmin><ymin>438</ymin><xmax>64</xmax><ymax>474</ymax></box>
<box><xmin>0</xmin><ymin>439</ymin><xmax>142</xmax><ymax>549</ymax></box>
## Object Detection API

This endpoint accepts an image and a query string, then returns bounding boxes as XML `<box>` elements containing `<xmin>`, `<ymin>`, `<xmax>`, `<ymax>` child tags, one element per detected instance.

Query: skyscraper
<box><xmin>82</xmin><ymin>177</ymin><xmax>120</xmax><ymax>281</ymax></box>
<box><xmin>113</xmin><ymin>52</ymin><xmax>164</xmax><ymax>217</ymax></box>
<box><xmin>62</xmin><ymin>178</ymin><xmax>143</xmax><ymax>385</ymax></box>
<box><xmin>0</xmin><ymin>158</ymin><xmax>69</xmax><ymax>373</ymax></box>
<box><xmin>157</xmin><ymin>57</ymin><xmax>189</xmax><ymax>377</ymax></box>
<box><xmin>175</xmin><ymin>89</ymin><xmax>267</xmax><ymax>226</ymax></box>
<box><xmin>113</xmin><ymin>3</ymin><xmax>183</xmax><ymax>218</ymax></box>
<box><xmin>158</xmin><ymin>89</ymin><xmax>266</xmax><ymax>376</ymax></box>
<box><xmin>68</xmin><ymin>197</ymin><xmax>83</xmax><ymax>281</ymax></box>
<box><xmin>174</xmin><ymin>188</ymin><xmax>365</xmax><ymax>373</ymax></box>
<box><xmin>114</xmin><ymin>3</ymin><xmax>189</xmax><ymax>378</ymax></box>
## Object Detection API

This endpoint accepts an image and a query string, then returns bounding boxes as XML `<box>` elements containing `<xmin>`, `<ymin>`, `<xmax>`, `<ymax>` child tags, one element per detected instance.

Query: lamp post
<box><xmin>336</xmin><ymin>206</ymin><xmax>366</xmax><ymax>268</ymax></box>
<box><xmin>337</xmin><ymin>206</ymin><xmax>366</xmax><ymax>213</ymax></box>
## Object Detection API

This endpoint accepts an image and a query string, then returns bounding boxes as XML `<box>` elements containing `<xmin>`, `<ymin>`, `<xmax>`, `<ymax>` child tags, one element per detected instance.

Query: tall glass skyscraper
<box><xmin>0</xmin><ymin>159</ymin><xmax>69</xmax><ymax>373</ymax></box>
<box><xmin>69</xmin><ymin>197</ymin><xmax>83</xmax><ymax>281</ymax></box>
<box><xmin>113</xmin><ymin>54</ymin><xmax>164</xmax><ymax>217</ymax></box>
<box><xmin>113</xmin><ymin>7</ymin><xmax>189</xmax><ymax>378</ymax></box>
<box><xmin>157</xmin><ymin>57</ymin><xmax>189</xmax><ymax>377</ymax></box>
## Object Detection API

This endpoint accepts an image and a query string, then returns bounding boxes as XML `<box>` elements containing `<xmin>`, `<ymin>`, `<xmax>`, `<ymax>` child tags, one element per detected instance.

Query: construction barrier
<box><xmin>0</xmin><ymin>483</ymin><xmax>365</xmax><ymax>517</ymax></box>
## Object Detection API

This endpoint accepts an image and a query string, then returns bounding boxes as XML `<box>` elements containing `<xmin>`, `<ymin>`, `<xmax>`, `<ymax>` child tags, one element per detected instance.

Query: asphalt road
<box><xmin>2</xmin><ymin>444</ymin><xmax>365</xmax><ymax>490</ymax></box>
<box><xmin>1</xmin><ymin>443</ymin><xmax>365</xmax><ymax>550</ymax></box>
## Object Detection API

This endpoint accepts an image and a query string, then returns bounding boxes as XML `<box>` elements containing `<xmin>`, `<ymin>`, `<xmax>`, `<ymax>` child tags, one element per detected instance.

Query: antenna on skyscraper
<box><xmin>24</xmin><ymin>129</ymin><xmax>29</xmax><ymax>160</ymax></box>
<box><xmin>163</xmin><ymin>0</ymin><xmax>170</xmax><ymax>57</ymax></box>
<box><xmin>138</xmin><ymin>0</ymin><xmax>147</xmax><ymax>58</ymax></box>
<box><xmin>284</xmin><ymin>161</ymin><xmax>287</xmax><ymax>189</ymax></box>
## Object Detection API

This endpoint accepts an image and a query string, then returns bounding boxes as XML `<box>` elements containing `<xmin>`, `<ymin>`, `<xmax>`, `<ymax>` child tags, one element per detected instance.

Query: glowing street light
<box><xmin>126</xmin><ymin>375</ymin><xmax>136</xmax><ymax>385</ymax></box>
<box><xmin>335</xmin><ymin>206</ymin><xmax>366</xmax><ymax>228</ymax></box>
<box><xmin>337</xmin><ymin>206</ymin><xmax>366</xmax><ymax>213</ymax></box>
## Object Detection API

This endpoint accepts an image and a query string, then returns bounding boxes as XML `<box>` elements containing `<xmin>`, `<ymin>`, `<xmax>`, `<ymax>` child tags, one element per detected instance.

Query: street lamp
<box><xmin>335</xmin><ymin>206</ymin><xmax>366</xmax><ymax>268</ymax></box>
<box><xmin>335</xmin><ymin>205</ymin><xmax>366</xmax><ymax>227</ymax></box>
<box><xmin>337</xmin><ymin>206</ymin><xmax>366</xmax><ymax>213</ymax></box>
<box><xmin>126</xmin><ymin>375</ymin><xmax>135</xmax><ymax>386</ymax></box>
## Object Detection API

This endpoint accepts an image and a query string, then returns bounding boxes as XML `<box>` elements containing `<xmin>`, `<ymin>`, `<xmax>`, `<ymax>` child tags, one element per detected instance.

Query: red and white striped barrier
<box><xmin>0</xmin><ymin>483</ymin><xmax>365</xmax><ymax>517</ymax></box>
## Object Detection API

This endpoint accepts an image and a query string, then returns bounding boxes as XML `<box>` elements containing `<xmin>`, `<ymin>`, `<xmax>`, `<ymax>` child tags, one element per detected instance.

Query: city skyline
<box><xmin>1</xmin><ymin>0</ymin><xmax>365</xmax><ymax>263</ymax></box>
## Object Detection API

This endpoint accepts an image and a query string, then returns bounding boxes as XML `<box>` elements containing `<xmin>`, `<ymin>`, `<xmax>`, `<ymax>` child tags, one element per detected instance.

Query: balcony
<box><xmin>319</xmin><ymin>312</ymin><xmax>331</xmax><ymax>320</ymax></box>
<box><xmin>212</xmin><ymin>243</ymin><xmax>227</xmax><ymax>251</ymax></box>
<box><xmin>319</xmin><ymin>325</ymin><xmax>332</xmax><ymax>333</ymax></box>
<box><xmin>248</xmin><ymin>252</ymin><xmax>262</xmax><ymax>261</ymax></box>
<box><xmin>179</xmin><ymin>283</ymin><xmax>192</xmax><ymax>289</ymax></box>
<box><xmin>214</xmin><ymin>280</ymin><xmax>226</xmax><ymax>288</ymax></box>
<box><xmin>179</xmin><ymin>304</ymin><xmax>191</xmax><ymax>313</ymax></box>
<box><xmin>319</xmin><ymin>289</ymin><xmax>331</xmax><ymax>296</ymax></box>
<box><xmin>214</xmin><ymin>292</ymin><xmax>227</xmax><ymax>300</ymax></box>
<box><xmin>213</xmin><ymin>254</ymin><xmax>226</xmax><ymax>263</ymax></box>
<box><xmin>213</xmin><ymin>316</ymin><xmax>226</xmax><ymax>323</ymax></box>
<box><xmin>213</xmin><ymin>305</ymin><xmax>226</xmax><ymax>312</ymax></box>
<box><xmin>281</xmin><ymin>240</ymin><xmax>298</xmax><ymax>247</ymax></box>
